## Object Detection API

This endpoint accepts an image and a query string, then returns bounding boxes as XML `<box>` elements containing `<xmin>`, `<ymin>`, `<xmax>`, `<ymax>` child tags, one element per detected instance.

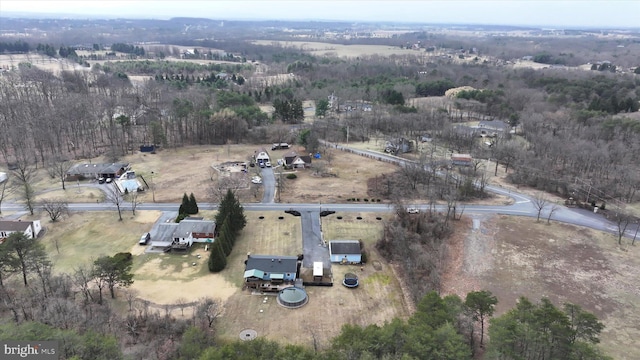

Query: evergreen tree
<box><xmin>207</xmin><ymin>238</ymin><xmax>227</xmax><ymax>272</ymax></box>
<box><xmin>218</xmin><ymin>218</ymin><xmax>234</xmax><ymax>256</ymax></box>
<box><xmin>189</xmin><ymin>193</ymin><xmax>199</xmax><ymax>214</ymax></box>
<box><xmin>179</xmin><ymin>193</ymin><xmax>189</xmax><ymax>215</ymax></box>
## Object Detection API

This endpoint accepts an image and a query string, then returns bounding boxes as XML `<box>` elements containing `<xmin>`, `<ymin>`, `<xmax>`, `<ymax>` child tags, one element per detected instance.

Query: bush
<box><xmin>286</xmin><ymin>173</ymin><xmax>297</xmax><ymax>179</ymax></box>
<box><xmin>361</xmin><ymin>250</ymin><xmax>368</xmax><ymax>264</ymax></box>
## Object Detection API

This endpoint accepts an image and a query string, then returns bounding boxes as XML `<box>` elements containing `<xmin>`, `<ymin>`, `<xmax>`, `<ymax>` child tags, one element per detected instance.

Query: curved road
<box><xmin>0</xmin><ymin>143</ymin><xmax>636</xmax><ymax>240</ymax></box>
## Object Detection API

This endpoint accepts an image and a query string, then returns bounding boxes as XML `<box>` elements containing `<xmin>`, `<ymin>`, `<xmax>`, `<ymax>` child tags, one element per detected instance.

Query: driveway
<box><xmin>300</xmin><ymin>210</ymin><xmax>330</xmax><ymax>268</ymax></box>
<box><xmin>260</xmin><ymin>166</ymin><xmax>276</xmax><ymax>203</ymax></box>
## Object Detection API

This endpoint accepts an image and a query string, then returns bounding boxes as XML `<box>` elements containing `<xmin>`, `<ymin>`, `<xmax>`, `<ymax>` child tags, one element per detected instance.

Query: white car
<box><xmin>265</xmin><ymin>161</ymin><xmax>272</xmax><ymax>167</ymax></box>
<box><xmin>251</xmin><ymin>176</ymin><xmax>262</xmax><ymax>184</ymax></box>
<box><xmin>407</xmin><ymin>207</ymin><xmax>420</xmax><ymax>214</ymax></box>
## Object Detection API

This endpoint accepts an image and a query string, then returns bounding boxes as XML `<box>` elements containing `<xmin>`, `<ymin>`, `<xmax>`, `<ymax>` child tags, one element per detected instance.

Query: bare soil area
<box><xmin>441</xmin><ymin>215</ymin><xmax>640</xmax><ymax>360</ymax></box>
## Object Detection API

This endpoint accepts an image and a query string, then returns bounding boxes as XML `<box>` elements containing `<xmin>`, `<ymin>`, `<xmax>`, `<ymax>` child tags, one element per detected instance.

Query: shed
<box><xmin>329</xmin><ymin>240</ymin><xmax>362</xmax><ymax>264</ymax></box>
<box><xmin>451</xmin><ymin>154</ymin><xmax>473</xmax><ymax>167</ymax></box>
<box><xmin>313</xmin><ymin>261</ymin><xmax>323</xmax><ymax>281</ymax></box>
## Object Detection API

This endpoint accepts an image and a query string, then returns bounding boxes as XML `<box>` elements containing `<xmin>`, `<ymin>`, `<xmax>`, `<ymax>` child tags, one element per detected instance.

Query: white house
<box><xmin>254</xmin><ymin>148</ymin><xmax>270</xmax><ymax>164</ymax></box>
<box><xmin>150</xmin><ymin>218</ymin><xmax>216</xmax><ymax>250</ymax></box>
<box><xmin>0</xmin><ymin>220</ymin><xmax>42</xmax><ymax>242</ymax></box>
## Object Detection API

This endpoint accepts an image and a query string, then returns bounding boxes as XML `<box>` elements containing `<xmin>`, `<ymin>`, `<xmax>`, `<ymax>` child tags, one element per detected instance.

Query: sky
<box><xmin>1</xmin><ymin>0</ymin><xmax>639</xmax><ymax>29</ymax></box>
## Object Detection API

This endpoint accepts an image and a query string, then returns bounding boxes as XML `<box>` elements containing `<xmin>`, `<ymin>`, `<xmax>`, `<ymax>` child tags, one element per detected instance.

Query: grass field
<box><xmin>442</xmin><ymin>215</ymin><xmax>640</xmax><ymax>360</ymax></box>
<box><xmin>214</xmin><ymin>212</ymin><xmax>408</xmax><ymax>348</ymax></box>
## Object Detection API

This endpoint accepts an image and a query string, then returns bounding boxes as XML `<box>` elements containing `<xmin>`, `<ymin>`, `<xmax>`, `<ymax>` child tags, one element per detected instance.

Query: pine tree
<box><xmin>189</xmin><ymin>193</ymin><xmax>199</xmax><ymax>214</ymax></box>
<box><xmin>218</xmin><ymin>218</ymin><xmax>234</xmax><ymax>256</ymax></box>
<box><xmin>180</xmin><ymin>193</ymin><xmax>189</xmax><ymax>215</ymax></box>
<box><xmin>208</xmin><ymin>239</ymin><xmax>227</xmax><ymax>272</ymax></box>
<box><xmin>214</xmin><ymin>190</ymin><xmax>234</xmax><ymax>233</ymax></box>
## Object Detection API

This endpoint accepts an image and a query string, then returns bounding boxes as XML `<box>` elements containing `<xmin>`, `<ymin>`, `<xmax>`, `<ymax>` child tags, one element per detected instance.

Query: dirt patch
<box><xmin>441</xmin><ymin>215</ymin><xmax>640</xmax><ymax>360</ymax></box>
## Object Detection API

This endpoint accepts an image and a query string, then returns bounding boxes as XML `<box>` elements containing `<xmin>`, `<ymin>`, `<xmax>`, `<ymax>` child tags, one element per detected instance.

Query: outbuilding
<box><xmin>329</xmin><ymin>240</ymin><xmax>362</xmax><ymax>264</ymax></box>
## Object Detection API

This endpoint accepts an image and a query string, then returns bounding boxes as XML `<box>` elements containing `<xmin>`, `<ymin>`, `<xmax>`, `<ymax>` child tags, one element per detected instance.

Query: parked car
<box><xmin>407</xmin><ymin>207</ymin><xmax>420</xmax><ymax>214</ymax></box>
<box><xmin>105</xmin><ymin>177</ymin><xmax>113</xmax><ymax>183</ymax></box>
<box><xmin>139</xmin><ymin>232</ymin><xmax>150</xmax><ymax>245</ymax></box>
<box><xmin>259</xmin><ymin>162</ymin><xmax>265</xmax><ymax>168</ymax></box>
<box><xmin>251</xmin><ymin>176</ymin><xmax>262</xmax><ymax>184</ymax></box>
<box><xmin>98</xmin><ymin>177</ymin><xmax>106</xmax><ymax>184</ymax></box>
<box><xmin>265</xmin><ymin>161</ymin><xmax>271</xmax><ymax>167</ymax></box>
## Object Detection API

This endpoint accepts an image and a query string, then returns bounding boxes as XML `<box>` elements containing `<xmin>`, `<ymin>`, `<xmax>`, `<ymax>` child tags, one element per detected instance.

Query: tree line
<box><xmin>208</xmin><ymin>189</ymin><xmax>246</xmax><ymax>272</ymax></box>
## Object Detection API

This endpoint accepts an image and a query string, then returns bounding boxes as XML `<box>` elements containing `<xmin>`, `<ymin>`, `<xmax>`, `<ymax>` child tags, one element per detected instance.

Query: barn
<box><xmin>329</xmin><ymin>240</ymin><xmax>362</xmax><ymax>264</ymax></box>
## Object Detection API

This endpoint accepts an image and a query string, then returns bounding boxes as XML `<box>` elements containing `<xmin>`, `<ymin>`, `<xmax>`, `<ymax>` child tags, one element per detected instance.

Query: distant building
<box><xmin>451</xmin><ymin>154</ymin><xmax>473</xmax><ymax>167</ymax></box>
<box><xmin>66</xmin><ymin>163</ymin><xmax>130</xmax><ymax>180</ymax></box>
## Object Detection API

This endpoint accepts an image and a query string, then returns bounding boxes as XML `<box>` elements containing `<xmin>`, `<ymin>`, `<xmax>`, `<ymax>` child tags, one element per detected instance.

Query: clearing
<box><xmin>441</xmin><ymin>214</ymin><xmax>640</xmax><ymax>360</ymax></box>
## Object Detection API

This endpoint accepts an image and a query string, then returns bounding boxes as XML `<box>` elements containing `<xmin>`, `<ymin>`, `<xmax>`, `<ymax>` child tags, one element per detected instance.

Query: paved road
<box><xmin>1</xmin><ymin>144</ymin><xmax>638</xmax><ymax>241</ymax></box>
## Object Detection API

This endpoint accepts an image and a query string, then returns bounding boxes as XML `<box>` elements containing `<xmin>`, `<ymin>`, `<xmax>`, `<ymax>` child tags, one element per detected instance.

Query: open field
<box><xmin>442</xmin><ymin>215</ymin><xmax>640</xmax><ymax>360</ymax></box>
<box><xmin>251</xmin><ymin>40</ymin><xmax>430</xmax><ymax>58</ymax></box>
<box><xmin>276</xmin><ymin>145</ymin><xmax>398</xmax><ymax>203</ymax></box>
<box><xmin>42</xmin><ymin>211</ymin><xmax>160</xmax><ymax>273</ymax></box>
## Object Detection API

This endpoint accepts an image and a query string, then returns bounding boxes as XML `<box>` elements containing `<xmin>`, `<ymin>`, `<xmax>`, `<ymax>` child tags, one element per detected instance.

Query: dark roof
<box><xmin>0</xmin><ymin>220</ymin><xmax>31</xmax><ymax>232</ymax></box>
<box><xmin>66</xmin><ymin>163</ymin><xmax>129</xmax><ymax>175</ymax></box>
<box><xmin>329</xmin><ymin>240</ymin><xmax>361</xmax><ymax>255</ymax></box>
<box><xmin>245</xmin><ymin>255</ymin><xmax>299</xmax><ymax>274</ymax></box>
<box><xmin>173</xmin><ymin>219</ymin><xmax>215</xmax><ymax>238</ymax></box>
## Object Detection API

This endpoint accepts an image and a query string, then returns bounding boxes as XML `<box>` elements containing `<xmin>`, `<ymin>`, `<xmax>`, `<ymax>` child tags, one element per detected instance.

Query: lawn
<box><xmin>42</xmin><ymin>211</ymin><xmax>160</xmax><ymax>273</ymax></box>
<box><xmin>216</xmin><ymin>212</ymin><xmax>408</xmax><ymax>348</ymax></box>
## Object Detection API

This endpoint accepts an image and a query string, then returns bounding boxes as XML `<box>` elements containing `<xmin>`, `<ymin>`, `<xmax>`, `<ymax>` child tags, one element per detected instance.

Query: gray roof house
<box><xmin>329</xmin><ymin>240</ymin><xmax>362</xmax><ymax>264</ymax></box>
<box><xmin>244</xmin><ymin>254</ymin><xmax>302</xmax><ymax>291</ymax></box>
<box><xmin>150</xmin><ymin>218</ymin><xmax>215</xmax><ymax>250</ymax></box>
<box><xmin>0</xmin><ymin>220</ymin><xmax>42</xmax><ymax>242</ymax></box>
<box><xmin>66</xmin><ymin>163</ymin><xmax>130</xmax><ymax>180</ymax></box>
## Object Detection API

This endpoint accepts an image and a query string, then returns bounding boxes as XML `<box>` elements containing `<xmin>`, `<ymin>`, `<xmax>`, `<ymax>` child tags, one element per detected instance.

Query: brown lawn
<box><xmin>441</xmin><ymin>215</ymin><xmax>640</xmax><ymax>360</ymax></box>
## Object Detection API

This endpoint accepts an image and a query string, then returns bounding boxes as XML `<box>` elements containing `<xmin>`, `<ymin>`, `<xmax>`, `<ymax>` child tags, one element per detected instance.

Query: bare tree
<box><xmin>46</xmin><ymin>157</ymin><xmax>71</xmax><ymax>190</ymax></box>
<box><xmin>546</xmin><ymin>203</ymin><xmax>559</xmax><ymax>224</ymax></box>
<box><xmin>0</xmin><ymin>179</ymin><xmax>12</xmax><ymax>214</ymax></box>
<box><xmin>532</xmin><ymin>193</ymin><xmax>548</xmax><ymax>222</ymax></box>
<box><xmin>124</xmin><ymin>288</ymin><xmax>139</xmax><ymax>312</ymax></box>
<box><xmin>632</xmin><ymin>221</ymin><xmax>639</xmax><ymax>246</ymax></box>
<box><xmin>40</xmin><ymin>198</ymin><xmax>69</xmax><ymax>222</ymax></box>
<box><xmin>72</xmin><ymin>264</ymin><xmax>94</xmax><ymax>305</ymax></box>
<box><xmin>208</xmin><ymin>175</ymin><xmax>242</xmax><ymax>202</ymax></box>
<box><xmin>105</xmin><ymin>183</ymin><xmax>124</xmax><ymax>221</ymax></box>
<box><xmin>11</xmin><ymin>162</ymin><xmax>36</xmax><ymax>215</ymax></box>
<box><xmin>127</xmin><ymin>190</ymin><xmax>141</xmax><ymax>216</ymax></box>
<box><xmin>175</xmin><ymin>297</ymin><xmax>188</xmax><ymax>317</ymax></box>
<box><xmin>195</xmin><ymin>297</ymin><xmax>222</xmax><ymax>329</ymax></box>
<box><xmin>614</xmin><ymin>211</ymin><xmax>632</xmax><ymax>246</ymax></box>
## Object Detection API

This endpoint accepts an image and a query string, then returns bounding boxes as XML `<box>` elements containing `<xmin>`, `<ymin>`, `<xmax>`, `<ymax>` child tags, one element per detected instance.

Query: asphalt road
<box><xmin>1</xmin><ymin>144</ymin><xmax>637</xmax><ymax>241</ymax></box>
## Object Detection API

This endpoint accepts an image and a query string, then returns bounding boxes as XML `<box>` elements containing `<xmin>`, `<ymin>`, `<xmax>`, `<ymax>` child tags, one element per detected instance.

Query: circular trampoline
<box><xmin>343</xmin><ymin>273</ymin><xmax>359</xmax><ymax>288</ymax></box>
<box><xmin>277</xmin><ymin>287</ymin><xmax>309</xmax><ymax>309</ymax></box>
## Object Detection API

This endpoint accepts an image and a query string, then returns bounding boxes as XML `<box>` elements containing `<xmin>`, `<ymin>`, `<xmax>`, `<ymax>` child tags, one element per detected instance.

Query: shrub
<box><xmin>361</xmin><ymin>250</ymin><xmax>368</xmax><ymax>264</ymax></box>
<box><xmin>286</xmin><ymin>173</ymin><xmax>297</xmax><ymax>179</ymax></box>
